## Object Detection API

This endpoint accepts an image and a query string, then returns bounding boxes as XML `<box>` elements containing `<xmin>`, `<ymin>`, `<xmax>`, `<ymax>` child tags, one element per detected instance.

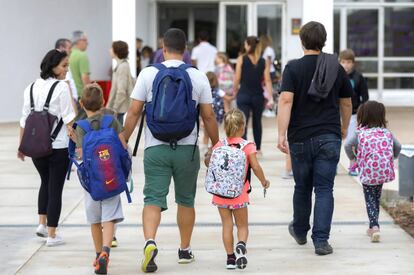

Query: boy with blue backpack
<box><xmin>73</xmin><ymin>84</ymin><xmax>130</xmax><ymax>275</ymax></box>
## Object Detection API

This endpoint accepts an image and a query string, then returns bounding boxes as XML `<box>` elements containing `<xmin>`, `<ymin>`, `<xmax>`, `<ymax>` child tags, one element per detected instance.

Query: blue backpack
<box><xmin>68</xmin><ymin>115</ymin><xmax>132</xmax><ymax>203</ymax></box>
<box><xmin>145</xmin><ymin>63</ymin><xmax>198</xmax><ymax>149</ymax></box>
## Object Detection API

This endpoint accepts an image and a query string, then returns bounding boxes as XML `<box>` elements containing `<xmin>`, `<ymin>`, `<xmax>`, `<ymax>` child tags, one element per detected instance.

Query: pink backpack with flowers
<box><xmin>357</xmin><ymin>127</ymin><xmax>395</xmax><ymax>185</ymax></box>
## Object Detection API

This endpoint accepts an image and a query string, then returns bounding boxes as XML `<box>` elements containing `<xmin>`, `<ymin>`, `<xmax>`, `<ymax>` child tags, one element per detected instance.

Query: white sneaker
<box><xmin>263</xmin><ymin>109</ymin><xmax>276</xmax><ymax>118</ymax></box>
<box><xmin>281</xmin><ymin>170</ymin><xmax>294</xmax><ymax>179</ymax></box>
<box><xmin>46</xmin><ymin>235</ymin><xmax>65</xmax><ymax>247</ymax></box>
<box><xmin>36</xmin><ymin>224</ymin><xmax>48</xmax><ymax>238</ymax></box>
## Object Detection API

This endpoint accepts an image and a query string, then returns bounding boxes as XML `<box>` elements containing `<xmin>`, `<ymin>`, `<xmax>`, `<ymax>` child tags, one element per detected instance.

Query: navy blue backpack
<box><xmin>145</xmin><ymin>63</ymin><xmax>199</xmax><ymax>149</ymax></box>
<box><xmin>68</xmin><ymin>115</ymin><xmax>132</xmax><ymax>203</ymax></box>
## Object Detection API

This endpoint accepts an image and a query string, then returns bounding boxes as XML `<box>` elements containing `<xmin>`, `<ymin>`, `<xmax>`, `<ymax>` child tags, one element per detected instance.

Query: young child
<box><xmin>201</xmin><ymin>72</ymin><xmax>226</xmax><ymax>150</ymax></box>
<box><xmin>208</xmin><ymin>109</ymin><xmax>270</xmax><ymax>269</ymax></box>
<box><xmin>345</xmin><ymin>101</ymin><xmax>401</xmax><ymax>243</ymax></box>
<box><xmin>339</xmin><ymin>49</ymin><xmax>369</xmax><ymax>176</ymax></box>
<box><xmin>76</xmin><ymin>84</ymin><xmax>127</xmax><ymax>274</ymax></box>
<box><xmin>215</xmin><ymin>52</ymin><xmax>234</xmax><ymax>112</ymax></box>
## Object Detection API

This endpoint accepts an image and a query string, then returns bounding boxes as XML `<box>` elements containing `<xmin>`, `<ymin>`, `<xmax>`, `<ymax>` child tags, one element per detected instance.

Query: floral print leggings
<box><xmin>362</xmin><ymin>184</ymin><xmax>383</xmax><ymax>228</ymax></box>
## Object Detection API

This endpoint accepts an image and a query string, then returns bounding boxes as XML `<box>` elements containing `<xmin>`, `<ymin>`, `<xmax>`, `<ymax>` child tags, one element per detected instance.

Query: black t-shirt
<box><xmin>281</xmin><ymin>55</ymin><xmax>353</xmax><ymax>143</ymax></box>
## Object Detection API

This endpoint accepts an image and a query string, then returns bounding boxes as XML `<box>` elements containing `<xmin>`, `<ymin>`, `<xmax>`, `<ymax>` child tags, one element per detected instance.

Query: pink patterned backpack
<box><xmin>357</xmin><ymin>127</ymin><xmax>395</xmax><ymax>185</ymax></box>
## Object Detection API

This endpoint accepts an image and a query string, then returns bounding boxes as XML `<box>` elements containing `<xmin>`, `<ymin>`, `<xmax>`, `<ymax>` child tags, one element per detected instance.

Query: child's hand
<box><xmin>261</xmin><ymin>179</ymin><xmax>270</xmax><ymax>189</ymax></box>
<box><xmin>204</xmin><ymin>147</ymin><xmax>212</xmax><ymax>167</ymax></box>
<box><xmin>75</xmin><ymin>148</ymin><xmax>83</xmax><ymax>160</ymax></box>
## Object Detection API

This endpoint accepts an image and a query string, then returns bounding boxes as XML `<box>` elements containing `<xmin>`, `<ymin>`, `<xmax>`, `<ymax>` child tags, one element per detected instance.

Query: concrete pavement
<box><xmin>2</xmin><ymin>109</ymin><xmax>414</xmax><ymax>275</ymax></box>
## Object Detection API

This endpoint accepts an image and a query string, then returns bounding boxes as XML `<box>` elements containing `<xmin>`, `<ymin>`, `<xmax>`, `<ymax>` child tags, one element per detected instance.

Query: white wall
<box><xmin>303</xmin><ymin>0</ymin><xmax>334</xmax><ymax>53</ymax></box>
<box><xmin>113</xmin><ymin>0</ymin><xmax>136</xmax><ymax>76</ymax></box>
<box><xmin>285</xmin><ymin>0</ymin><xmax>303</xmax><ymax>62</ymax></box>
<box><xmin>136</xmin><ymin>0</ymin><xmax>150</xmax><ymax>46</ymax></box>
<box><xmin>0</xmin><ymin>0</ymin><xmax>112</xmax><ymax>123</ymax></box>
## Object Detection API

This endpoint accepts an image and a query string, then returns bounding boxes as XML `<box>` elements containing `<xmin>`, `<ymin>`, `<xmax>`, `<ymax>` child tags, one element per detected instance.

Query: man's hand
<box><xmin>341</xmin><ymin>127</ymin><xmax>348</xmax><ymax>140</ymax></box>
<box><xmin>277</xmin><ymin>135</ymin><xmax>289</xmax><ymax>154</ymax></box>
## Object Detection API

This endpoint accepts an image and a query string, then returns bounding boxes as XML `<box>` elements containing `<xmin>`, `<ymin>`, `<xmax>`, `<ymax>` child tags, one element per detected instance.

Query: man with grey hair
<box><xmin>69</xmin><ymin>31</ymin><xmax>91</xmax><ymax>98</ymax></box>
<box><xmin>55</xmin><ymin>38</ymin><xmax>78</xmax><ymax>102</ymax></box>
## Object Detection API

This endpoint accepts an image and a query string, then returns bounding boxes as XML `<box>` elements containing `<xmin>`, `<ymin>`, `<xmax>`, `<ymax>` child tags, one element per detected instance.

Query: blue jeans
<box><xmin>289</xmin><ymin>134</ymin><xmax>341</xmax><ymax>246</ymax></box>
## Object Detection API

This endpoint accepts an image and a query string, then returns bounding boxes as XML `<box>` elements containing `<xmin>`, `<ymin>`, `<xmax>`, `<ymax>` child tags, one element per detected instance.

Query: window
<box><xmin>384</xmin><ymin>7</ymin><xmax>414</xmax><ymax>56</ymax></box>
<box><xmin>347</xmin><ymin>9</ymin><xmax>378</xmax><ymax>57</ymax></box>
<box><xmin>226</xmin><ymin>5</ymin><xmax>248</xmax><ymax>59</ymax></box>
<box><xmin>257</xmin><ymin>4</ymin><xmax>282</xmax><ymax>61</ymax></box>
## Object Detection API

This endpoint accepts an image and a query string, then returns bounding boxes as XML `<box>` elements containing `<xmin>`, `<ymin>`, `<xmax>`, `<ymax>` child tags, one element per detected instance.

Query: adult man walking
<box><xmin>124</xmin><ymin>28</ymin><xmax>219</xmax><ymax>273</ymax></box>
<box><xmin>55</xmin><ymin>38</ymin><xmax>78</xmax><ymax>103</ymax></box>
<box><xmin>191</xmin><ymin>30</ymin><xmax>217</xmax><ymax>73</ymax></box>
<box><xmin>277</xmin><ymin>21</ymin><xmax>352</xmax><ymax>255</ymax></box>
<box><xmin>69</xmin><ymin>30</ymin><xmax>90</xmax><ymax>98</ymax></box>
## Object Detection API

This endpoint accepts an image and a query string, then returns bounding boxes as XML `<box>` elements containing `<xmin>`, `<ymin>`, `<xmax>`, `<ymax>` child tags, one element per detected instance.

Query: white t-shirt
<box><xmin>262</xmin><ymin>46</ymin><xmax>276</xmax><ymax>73</ymax></box>
<box><xmin>66</xmin><ymin>70</ymin><xmax>78</xmax><ymax>100</ymax></box>
<box><xmin>191</xmin><ymin>41</ymin><xmax>218</xmax><ymax>73</ymax></box>
<box><xmin>20</xmin><ymin>78</ymin><xmax>76</xmax><ymax>149</ymax></box>
<box><xmin>130</xmin><ymin>60</ymin><xmax>213</xmax><ymax>149</ymax></box>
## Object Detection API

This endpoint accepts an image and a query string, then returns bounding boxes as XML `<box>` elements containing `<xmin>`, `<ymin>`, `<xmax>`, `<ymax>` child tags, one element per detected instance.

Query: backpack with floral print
<box><xmin>205</xmin><ymin>139</ymin><xmax>251</xmax><ymax>198</ymax></box>
<box><xmin>357</xmin><ymin>127</ymin><xmax>395</xmax><ymax>185</ymax></box>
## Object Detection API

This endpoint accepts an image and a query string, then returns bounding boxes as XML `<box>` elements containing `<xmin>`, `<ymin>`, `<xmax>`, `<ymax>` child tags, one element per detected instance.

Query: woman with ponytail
<box><xmin>232</xmin><ymin>36</ymin><xmax>273</xmax><ymax>154</ymax></box>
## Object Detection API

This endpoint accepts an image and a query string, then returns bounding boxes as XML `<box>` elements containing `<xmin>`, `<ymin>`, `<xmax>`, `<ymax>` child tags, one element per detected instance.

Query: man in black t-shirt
<box><xmin>277</xmin><ymin>21</ymin><xmax>352</xmax><ymax>256</ymax></box>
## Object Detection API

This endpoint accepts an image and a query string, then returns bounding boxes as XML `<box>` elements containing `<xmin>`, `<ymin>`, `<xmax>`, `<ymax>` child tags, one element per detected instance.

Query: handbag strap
<box><xmin>29</xmin><ymin>83</ymin><xmax>35</xmax><ymax>111</ymax></box>
<box><xmin>44</xmin><ymin>81</ymin><xmax>60</xmax><ymax>111</ymax></box>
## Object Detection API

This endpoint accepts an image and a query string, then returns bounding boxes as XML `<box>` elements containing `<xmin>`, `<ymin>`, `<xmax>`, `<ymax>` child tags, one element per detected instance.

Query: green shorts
<box><xmin>143</xmin><ymin>145</ymin><xmax>200</xmax><ymax>211</ymax></box>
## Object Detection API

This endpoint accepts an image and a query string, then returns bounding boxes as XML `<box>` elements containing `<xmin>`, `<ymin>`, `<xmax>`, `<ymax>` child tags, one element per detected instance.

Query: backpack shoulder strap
<box><xmin>29</xmin><ymin>82</ymin><xmax>35</xmax><ymax>111</ymax></box>
<box><xmin>76</xmin><ymin>119</ymin><xmax>93</xmax><ymax>133</ymax></box>
<box><xmin>151</xmin><ymin>63</ymin><xmax>167</xmax><ymax>71</ymax></box>
<box><xmin>239</xmin><ymin>140</ymin><xmax>253</xmax><ymax>150</ymax></box>
<box><xmin>101</xmin><ymin>115</ymin><xmax>114</xmax><ymax>129</ymax></box>
<box><xmin>44</xmin><ymin>81</ymin><xmax>60</xmax><ymax>111</ymax></box>
<box><xmin>178</xmin><ymin>63</ymin><xmax>194</xmax><ymax>71</ymax></box>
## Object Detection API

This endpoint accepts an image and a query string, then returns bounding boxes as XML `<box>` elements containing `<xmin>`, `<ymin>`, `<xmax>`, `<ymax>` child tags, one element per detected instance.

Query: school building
<box><xmin>1</xmin><ymin>0</ymin><xmax>413</xmax><ymax>122</ymax></box>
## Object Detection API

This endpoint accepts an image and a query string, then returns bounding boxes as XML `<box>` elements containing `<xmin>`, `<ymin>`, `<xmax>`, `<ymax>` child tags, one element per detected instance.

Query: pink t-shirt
<box><xmin>211</xmin><ymin>137</ymin><xmax>257</xmax><ymax>209</ymax></box>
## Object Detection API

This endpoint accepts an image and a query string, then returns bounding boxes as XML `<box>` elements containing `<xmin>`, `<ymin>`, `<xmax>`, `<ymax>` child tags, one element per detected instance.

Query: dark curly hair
<box><xmin>40</xmin><ymin>49</ymin><xmax>68</xmax><ymax>80</ymax></box>
<box><xmin>112</xmin><ymin>40</ymin><xmax>129</xmax><ymax>59</ymax></box>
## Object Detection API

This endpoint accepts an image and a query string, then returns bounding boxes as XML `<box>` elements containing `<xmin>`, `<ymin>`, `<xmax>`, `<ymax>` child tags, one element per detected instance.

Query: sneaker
<box><xmin>263</xmin><ymin>109</ymin><xmax>276</xmax><ymax>118</ymax></box>
<box><xmin>178</xmin><ymin>248</ymin><xmax>195</xmax><ymax>264</ymax></box>
<box><xmin>226</xmin><ymin>255</ymin><xmax>236</xmax><ymax>270</ymax></box>
<box><xmin>235</xmin><ymin>242</ymin><xmax>247</xmax><ymax>269</ymax></box>
<box><xmin>348</xmin><ymin>163</ymin><xmax>359</xmax><ymax>176</ymax></box>
<box><xmin>367</xmin><ymin>226</ymin><xmax>381</xmax><ymax>243</ymax></box>
<box><xmin>314</xmin><ymin>242</ymin><xmax>333</xmax><ymax>256</ymax></box>
<box><xmin>141</xmin><ymin>240</ymin><xmax>158</xmax><ymax>273</ymax></box>
<box><xmin>288</xmin><ymin>222</ymin><xmax>307</xmax><ymax>245</ymax></box>
<box><xmin>36</xmin><ymin>224</ymin><xmax>48</xmax><ymax>238</ymax></box>
<box><xmin>111</xmin><ymin>236</ymin><xmax>118</xmax><ymax>248</ymax></box>
<box><xmin>281</xmin><ymin>170</ymin><xmax>294</xmax><ymax>180</ymax></box>
<box><xmin>46</xmin><ymin>235</ymin><xmax>65</xmax><ymax>247</ymax></box>
<box><xmin>94</xmin><ymin>252</ymin><xmax>109</xmax><ymax>274</ymax></box>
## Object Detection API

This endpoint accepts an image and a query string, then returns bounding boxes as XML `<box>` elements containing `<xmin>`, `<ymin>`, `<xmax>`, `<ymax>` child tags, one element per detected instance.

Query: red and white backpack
<box><xmin>357</xmin><ymin>127</ymin><xmax>395</xmax><ymax>185</ymax></box>
<box><xmin>205</xmin><ymin>139</ymin><xmax>252</xmax><ymax>198</ymax></box>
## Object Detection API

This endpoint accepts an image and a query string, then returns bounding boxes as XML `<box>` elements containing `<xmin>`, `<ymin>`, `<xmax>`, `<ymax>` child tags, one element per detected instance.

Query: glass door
<box><xmin>219</xmin><ymin>2</ymin><xmax>285</xmax><ymax>66</ymax></box>
<box><xmin>218</xmin><ymin>2</ymin><xmax>252</xmax><ymax>60</ymax></box>
<box><xmin>254</xmin><ymin>2</ymin><xmax>284</xmax><ymax>72</ymax></box>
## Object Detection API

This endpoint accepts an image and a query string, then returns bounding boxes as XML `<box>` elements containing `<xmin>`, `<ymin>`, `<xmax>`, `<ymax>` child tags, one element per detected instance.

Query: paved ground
<box><xmin>2</xmin><ymin>108</ymin><xmax>414</xmax><ymax>275</ymax></box>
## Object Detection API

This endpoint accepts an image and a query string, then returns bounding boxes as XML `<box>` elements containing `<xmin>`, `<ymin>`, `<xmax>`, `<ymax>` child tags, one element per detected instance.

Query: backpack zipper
<box><xmin>159</xmin><ymin>80</ymin><xmax>168</xmax><ymax>119</ymax></box>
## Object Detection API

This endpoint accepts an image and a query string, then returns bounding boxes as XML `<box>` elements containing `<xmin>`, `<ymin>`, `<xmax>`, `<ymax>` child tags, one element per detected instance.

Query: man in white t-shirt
<box><xmin>191</xmin><ymin>31</ymin><xmax>218</xmax><ymax>73</ymax></box>
<box><xmin>124</xmin><ymin>28</ymin><xmax>219</xmax><ymax>273</ymax></box>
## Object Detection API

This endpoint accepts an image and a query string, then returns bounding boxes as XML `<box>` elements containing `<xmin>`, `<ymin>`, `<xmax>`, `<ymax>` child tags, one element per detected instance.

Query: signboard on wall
<box><xmin>291</xmin><ymin>18</ymin><xmax>301</xmax><ymax>35</ymax></box>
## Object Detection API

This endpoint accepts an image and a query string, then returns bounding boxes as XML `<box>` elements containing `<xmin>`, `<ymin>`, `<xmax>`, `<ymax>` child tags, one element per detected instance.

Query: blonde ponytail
<box><xmin>224</xmin><ymin>109</ymin><xmax>246</xmax><ymax>137</ymax></box>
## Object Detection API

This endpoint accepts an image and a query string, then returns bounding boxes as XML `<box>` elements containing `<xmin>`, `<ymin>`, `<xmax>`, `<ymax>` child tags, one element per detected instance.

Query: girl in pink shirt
<box><xmin>208</xmin><ymin>109</ymin><xmax>270</xmax><ymax>270</ymax></box>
